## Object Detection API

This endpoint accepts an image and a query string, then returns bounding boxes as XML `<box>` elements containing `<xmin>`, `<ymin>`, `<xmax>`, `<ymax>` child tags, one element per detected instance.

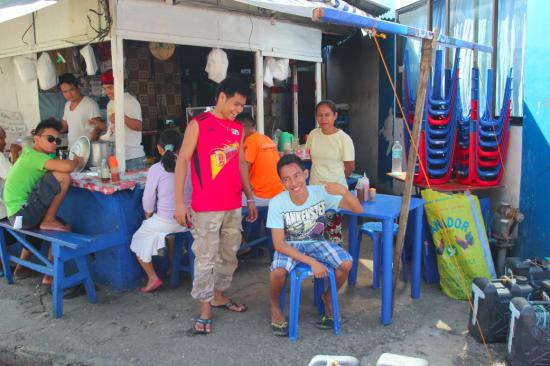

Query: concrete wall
<box><xmin>326</xmin><ymin>33</ymin><xmax>380</xmax><ymax>183</ymax></box>
<box><xmin>517</xmin><ymin>0</ymin><xmax>550</xmax><ymax>258</ymax></box>
<box><xmin>0</xmin><ymin>56</ymin><xmax>40</xmax><ymax>144</ymax></box>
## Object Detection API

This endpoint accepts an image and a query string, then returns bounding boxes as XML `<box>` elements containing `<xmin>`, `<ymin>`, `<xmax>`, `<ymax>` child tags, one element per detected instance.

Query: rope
<box><xmin>370</xmin><ymin>27</ymin><xmax>495</xmax><ymax>366</ymax></box>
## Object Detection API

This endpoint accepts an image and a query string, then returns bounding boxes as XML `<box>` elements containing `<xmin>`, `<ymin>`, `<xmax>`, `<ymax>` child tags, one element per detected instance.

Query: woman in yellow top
<box><xmin>306</xmin><ymin>100</ymin><xmax>355</xmax><ymax>245</ymax></box>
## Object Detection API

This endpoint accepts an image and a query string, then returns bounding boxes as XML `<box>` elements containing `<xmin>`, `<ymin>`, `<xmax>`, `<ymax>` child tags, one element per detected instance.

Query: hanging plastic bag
<box><xmin>13</xmin><ymin>55</ymin><xmax>37</xmax><ymax>82</ymax></box>
<box><xmin>205</xmin><ymin>48</ymin><xmax>228</xmax><ymax>83</ymax></box>
<box><xmin>272</xmin><ymin>58</ymin><xmax>290</xmax><ymax>81</ymax></box>
<box><xmin>80</xmin><ymin>45</ymin><xmax>98</xmax><ymax>76</ymax></box>
<box><xmin>421</xmin><ymin>189</ymin><xmax>494</xmax><ymax>300</ymax></box>
<box><xmin>37</xmin><ymin>52</ymin><xmax>58</xmax><ymax>90</ymax></box>
<box><xmin>263</xmin><ymin>57</ymin><xmax>276</xmax><ymax>87</ymax></box>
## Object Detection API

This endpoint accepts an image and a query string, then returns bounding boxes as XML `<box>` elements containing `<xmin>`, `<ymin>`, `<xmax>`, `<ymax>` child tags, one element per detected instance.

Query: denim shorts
<box><xmin>270</xmin><ymin>240</ymin><xmax>352</xmax><ymax>272</ymax></box>
<box><xmin>9</xmin><ymin>172</ymin><xmax>60</xmax><ymax>229</ymax></box>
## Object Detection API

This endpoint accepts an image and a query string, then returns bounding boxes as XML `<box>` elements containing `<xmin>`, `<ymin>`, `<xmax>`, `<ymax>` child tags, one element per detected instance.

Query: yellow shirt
<box><xmin>306</xmin><ymin>128</ymin><xmax>355</xmax><ymax>186</ymax></box>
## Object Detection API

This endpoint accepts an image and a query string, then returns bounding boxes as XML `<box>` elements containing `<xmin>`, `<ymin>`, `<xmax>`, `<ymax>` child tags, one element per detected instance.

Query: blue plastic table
<box><xmin>57</xmin><ymin>186</ymin><xmax>145</xmax><ymax>290</ymax></box>
<box><xmin>340</xmin><ymin>194</ymin><xmax>424</xmax><ymax>325</ymax></box>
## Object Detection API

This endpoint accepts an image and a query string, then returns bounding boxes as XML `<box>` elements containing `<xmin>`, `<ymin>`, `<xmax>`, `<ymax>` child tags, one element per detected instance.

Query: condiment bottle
<box><xmin>356</xmin><ymin>173</ymin><xmax>369</xmax><ymax>202</ymax></box>
<box><xmin>100</xmin><ymin>159</ymin><xmax>111</xmax><ymax>182</ymax></box>
<box><xmin>108</xmin><ymin>155</ymin><xmax>120</xmax><ymax>182</ymax></box>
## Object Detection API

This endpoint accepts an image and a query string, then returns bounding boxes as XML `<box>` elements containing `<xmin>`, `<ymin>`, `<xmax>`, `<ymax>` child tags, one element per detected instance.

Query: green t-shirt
<box><xmin>3</xmin><ymin>147</ymin><xmax>53</xmax><ymax>217</ymax></box>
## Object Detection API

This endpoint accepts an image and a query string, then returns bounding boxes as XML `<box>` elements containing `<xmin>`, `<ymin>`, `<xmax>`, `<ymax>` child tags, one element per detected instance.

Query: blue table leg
<box><xmin>411</xmin><ymin>206</ymin><xmax>424</xmax><ymax>299</ymax></box>
<box><xmin>381</xmin><ymin>218</ymin><xmax>393</xmax><ymax>325</ymax></box>
<box><xmin>347</xmin><ymin>214</ymin><xmax>359</xmax><ymax>286</ymax></box>
<box><xmin>0</xmin><ymin>230</ymin><xmax>13</xmax><ymax>284</ymax></box>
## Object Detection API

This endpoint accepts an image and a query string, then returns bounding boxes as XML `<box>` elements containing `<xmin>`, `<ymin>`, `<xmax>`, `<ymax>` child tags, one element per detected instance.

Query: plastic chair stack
<box><xmin>455</xmin><ymin>68</ymin><xmax>513</xmax><ymax>186</ymax></box>
<box><xmin>402</xmin><ymin>49</ymin><xmax>512</xmax><ymax>187</ymax></box>
<box><xmin>403</xmin><ymin>49</ymin><xmax>461</xmax><ymax>185</ymax></box>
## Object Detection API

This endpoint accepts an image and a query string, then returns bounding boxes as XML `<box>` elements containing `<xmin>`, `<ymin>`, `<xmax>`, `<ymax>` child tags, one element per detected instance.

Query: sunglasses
<box><xmin>40</xmin><ymin>135</ymin><xmax>63</xmax><ymax>145</ymax></box>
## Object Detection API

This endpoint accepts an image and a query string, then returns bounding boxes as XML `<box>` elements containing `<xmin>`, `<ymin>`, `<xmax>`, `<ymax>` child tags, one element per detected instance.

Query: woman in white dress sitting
<box><xmin>130</xmin><ymin>129</ymin><xmax>191</xmax><ymax>293</ymax></box>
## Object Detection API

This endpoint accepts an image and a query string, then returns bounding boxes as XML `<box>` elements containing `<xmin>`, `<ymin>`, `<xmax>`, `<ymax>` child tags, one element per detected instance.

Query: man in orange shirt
<box><xmin>236</xmin><ymin>113</ymin><xmax>284</xmax><ymax>206</ymax></box>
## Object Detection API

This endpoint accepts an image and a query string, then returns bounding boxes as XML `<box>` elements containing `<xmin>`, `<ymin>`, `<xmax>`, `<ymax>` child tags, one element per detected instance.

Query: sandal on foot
<box><xmin>210</xmin><ymin>298</ymin><xmax>248</xmax><ymax>313</ymax></box>
<box><xmin>186</xmin><ymin>318</ymin><xmax>212</xmax><ymax>336</ymax></box>
<box><xmin>271</xmin><ymin>321</ymin><xmax>289</xmax><ymax>336</ymax></box>
<box><xmin>315</xmin><ymin>315</ymin><xmax>348</xmax><ymax>330</ymax></box>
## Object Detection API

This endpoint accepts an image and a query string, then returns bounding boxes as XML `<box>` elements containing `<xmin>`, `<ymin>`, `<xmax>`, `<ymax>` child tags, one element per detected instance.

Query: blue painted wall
<box><xmin>518</xmin><ymin>0</ymin><xmax>550</xmax><ymax>258</ymax></box>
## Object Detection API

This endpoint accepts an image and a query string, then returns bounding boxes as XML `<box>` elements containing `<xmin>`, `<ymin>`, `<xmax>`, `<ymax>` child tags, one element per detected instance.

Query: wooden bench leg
<box><xmin>52</xmin><ymin>244</ymin><xmax>64</xmax><ymax>319</ymax></box>
<box><xmin>0</xmin><ymin>229</ymin><xmax>13</xmax><ymax>284</ymax></box>
<box><xmin>75</xmin><ymin>256</ymin><xmax>97</xmax><ymax>304</ymax></box>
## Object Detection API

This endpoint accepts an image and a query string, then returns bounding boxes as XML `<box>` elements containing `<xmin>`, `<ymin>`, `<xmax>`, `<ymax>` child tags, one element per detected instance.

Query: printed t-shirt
<box><xmin>267</xmin><ymin>185</ymin><xmax>342</xmax><ymax>242</ymax></box>
<box><xmin>3</xmin><ymin>148</ymin><xmax>52</xmax><ymax>216</ymax></box>
<box><xmin>244</xmin><ymin>132</ymin><xmax>284</xmax><ymax>199</ymax></box>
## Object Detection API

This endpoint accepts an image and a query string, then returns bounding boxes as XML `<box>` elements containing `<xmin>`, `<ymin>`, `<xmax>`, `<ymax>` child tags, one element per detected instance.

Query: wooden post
<box><xmin>391</xmin><ymin>31</ymin><xmax>438</xmax><ymax>309</ymax></box>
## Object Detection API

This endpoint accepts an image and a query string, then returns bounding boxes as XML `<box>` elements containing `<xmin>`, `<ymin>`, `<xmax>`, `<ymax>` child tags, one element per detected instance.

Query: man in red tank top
<box><xmin>175</xmin><ymin>77</ymin><xmax>257</xmax><ymax>335</ymax></box>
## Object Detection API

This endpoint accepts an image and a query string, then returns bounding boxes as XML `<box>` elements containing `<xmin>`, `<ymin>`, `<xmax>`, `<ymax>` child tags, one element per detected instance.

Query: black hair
<box><xmin>34</xmin><ymin>118</ymin><xmax>61</xmax><ymax>136</ymax></box>
<box><xmin>315</xmin><ymin>99</ymin><xmax>337</xmax><ymax>114</ymax></box>
<box><xmin>276</xmin><ymin>154</ymin><xmax>305</xmax><ymax>177</ymax></box>
<box><xmin>215</xmin><ymin>77</ymin><xmax>250</xmax><ymax>100</ymax></box>
<box><xmin>235</xmin><ymin>112</ymin><xmax>256</xmax><ymax>128</ymax></box>
<box><xmin>58</xmin><ymin>73</ymin><xmax>79</xmax><ymax>88</ymax></box>
<box><xmin>158</xmin><ymin>129</ymin><xmax>182</xmax><ymax>173</ymax></box>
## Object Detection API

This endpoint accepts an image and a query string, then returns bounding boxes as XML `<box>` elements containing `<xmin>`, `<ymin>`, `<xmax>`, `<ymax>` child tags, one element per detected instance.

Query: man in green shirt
<box><xmin>4</xmin><ymin>118</ymin><xmax>83</xmax><ymax>231</ymax></box>
<box><xmin>4</xmin><ymin>118</ymin><xmax>83</xmax><ymax>282</ymax></box>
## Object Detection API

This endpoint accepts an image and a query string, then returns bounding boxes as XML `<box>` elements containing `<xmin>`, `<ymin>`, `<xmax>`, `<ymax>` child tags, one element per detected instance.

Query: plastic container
<box><xmin>507</xmin><ymin>297</ymin><xmax>550</xmax><ymax>366</ymax></box>
<box><xmin>505</xmin><ymin>257</ymin><xmax>550</xmax><ymax>294</ymax></box>
<box><xmin>278</xmin><ymin>131</ymin><xmax>294</xmax><ymax>152</ymax></box>
<box><xmin>376</xmin><ymin>353</ymin><xmax>428</xmax><ymax>366</ymax></box>
<box><xmin>108</xmin><ymin>155</ymin><xmax>120</xmax><ymax>182</ymax></box>
<box><xmin>356</xmin><ymin>173</ymin><xmax>369</xmax><ymax>203</ymax></box>
<box><xmin>100</xmin><ymin>159</ymin><xmax>111</xmax><ymax>182</ymax></box>
<box><xmin>469</xmin><ymin>276</ymin><xmax>534</xmax><ymax>343</ymax></box>
<box><xmin>391</xmin><ymin>140</ymin><xmax>403</xmax><ymax>175</ymax></box>
<box><xmin>309</xmin><ymin>355</ymin><xmax>360</xmax><ymax>366</ymax></box>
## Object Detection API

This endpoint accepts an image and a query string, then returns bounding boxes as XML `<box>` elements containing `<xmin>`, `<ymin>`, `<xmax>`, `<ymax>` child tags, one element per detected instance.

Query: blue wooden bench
<box><xmin>0</xmin><ymin>221</ymin><xmax>118</xmax><ymax>318</ymax></box>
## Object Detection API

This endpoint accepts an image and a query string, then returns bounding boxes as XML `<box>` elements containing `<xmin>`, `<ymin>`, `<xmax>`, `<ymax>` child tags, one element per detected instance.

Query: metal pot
<box><xmin>14</xmin><ymin>136</ymin><xmax>34</xmax><ymax>149</ymax></box>
<box><xmin>89</xmin><ymin>141</ymin><xmax>114</xmax><ymax>168</ymax></box>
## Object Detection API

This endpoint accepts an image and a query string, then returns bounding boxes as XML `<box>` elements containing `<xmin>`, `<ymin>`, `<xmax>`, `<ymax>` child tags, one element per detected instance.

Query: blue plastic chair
<box><xmin>348</xmin><ymin>222</ymin><xmax>408</xmax><ymax>288</ymax></box>
<box><xmin>169</xmin><ymin>231</ymin><xmax>195</xmax><ymax>288</ymax></box>
<box><xmin>279</xmin><ymin>262</ymin><xmax>340</xmax><ymax>342</ymax></box>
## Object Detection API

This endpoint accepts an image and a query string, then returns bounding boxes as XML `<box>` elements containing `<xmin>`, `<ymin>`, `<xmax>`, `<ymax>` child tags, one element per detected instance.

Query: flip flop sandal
<box><xmin>210</xmin><ymin>298</ymin><xmax>248</xmax><ymax>313</ymax></box>
<box><xmin>271</xmin><ymin>321</ymin><xmax>289</xmax><ymax>337</ymax></box>
<box><xmin>315</xmin><ymin>315</ymin><xmax>348</xmax><ymax>330</ymax></box>
<box><xmin>186</xmin><ymin>318</ymin><xmax>212</xmax><ymax>336</ymax></box>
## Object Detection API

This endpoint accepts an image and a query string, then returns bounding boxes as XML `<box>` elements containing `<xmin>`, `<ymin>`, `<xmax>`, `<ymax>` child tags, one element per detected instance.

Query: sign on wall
<box><xmin>0</xmin><ymin>109</ymin><xmax>28</xmax><ymax>145</ymax></box>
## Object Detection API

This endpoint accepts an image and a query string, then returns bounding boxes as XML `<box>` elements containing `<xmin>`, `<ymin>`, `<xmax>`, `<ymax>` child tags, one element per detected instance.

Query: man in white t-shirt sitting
<box><xmin>58</xmin><ymin>73</ymin><xmax>105</xmax><ymax>147</ymax></box>
<box><xmin>100</xmin><ymin>70</ymin><xmax>146</xmax><ymax>170</ymax></box>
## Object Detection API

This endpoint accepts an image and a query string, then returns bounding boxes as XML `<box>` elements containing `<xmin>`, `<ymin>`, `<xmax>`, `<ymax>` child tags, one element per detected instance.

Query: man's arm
<box><xmin>323</xmin><ymin>181</ymin><xmax>363</xmax><ymax>214</ymax></box>
<box><xmin>60</xmin><ymin>119</ymin><xmax>69</xmax><ymax>133</ymax></box>
<box><xmin>239</xmin><ymin>134</ymin><xmax>257</xmax><ymax>222</ymax></box>
<box><xmin>174</xmin><ymin>120</ymin><xmax>199</xmax><ymax>226</ymax></box>
<box><xmin>124</xmin><ymin>115</ymin><xmax>142</xmax><ymax>131</ymax></box>
<box><xmin>271</xmin><ymin>229</ymin><xmax>328</xmax><ymax>278</ymax></box>
<box><xmin>44</xmin><ymin>156</ymin><xmax>83</xmax><ymax>173</ymax></box>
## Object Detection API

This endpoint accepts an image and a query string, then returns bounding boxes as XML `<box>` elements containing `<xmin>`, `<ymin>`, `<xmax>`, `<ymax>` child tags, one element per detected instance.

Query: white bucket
<box><xmin>376</xmin><ymin>353</ymin><xmax>429</xmax><ymax>366</ymax></box>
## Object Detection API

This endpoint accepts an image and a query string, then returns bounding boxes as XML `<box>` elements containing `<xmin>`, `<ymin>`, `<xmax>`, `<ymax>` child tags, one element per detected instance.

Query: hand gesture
<box><xmin>174</xmin><ymin>204</ymin><xmax>192</xmax><ymax>228</ymax></box>
<box><xmin>72</xmin><ymin>156</ymin><xmax>84</xmax><ymax>170</ymax></box>
<box><xmin>310</xmin><ymin>260</ymin><xmax>328</xmax><ymax>278</ymax></box>
<box><xmin>245</xmin><ymin>201</ymin><xmax>258</xmax><ymax>223</ymax></box>
<box><xmin>321</xmin><ymin>181</ymin><xmax>348</xmax><ymax>196</ymax></box>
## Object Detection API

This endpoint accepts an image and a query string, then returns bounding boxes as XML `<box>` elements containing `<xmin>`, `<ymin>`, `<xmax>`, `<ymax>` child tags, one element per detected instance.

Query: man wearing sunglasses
<box><xmin>3</xmin><ymin>118</ymin><xmax>83</xmax><ymax>232</ymax></box>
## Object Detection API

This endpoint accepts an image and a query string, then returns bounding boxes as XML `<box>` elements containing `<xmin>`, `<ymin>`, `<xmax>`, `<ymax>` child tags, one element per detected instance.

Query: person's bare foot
<box><xmin>40</xmin><ymin>220</ymin><xmax>70</xmax><ymax>232</ymax></box>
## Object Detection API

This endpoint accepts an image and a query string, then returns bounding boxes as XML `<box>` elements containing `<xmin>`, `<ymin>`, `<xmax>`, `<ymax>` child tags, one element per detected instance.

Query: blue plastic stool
<box><xmin>279</xmin><ymin>262</ymin><xmax>340</xmax><ymax>341</ymax></box>
<box><xmin>348</xmin><ymin>222</ymin><xmax>407</xmax><ymax>288</ymax></box>
<box><xmin>169</xmin><ymin>231</ymin><xmax>195</xmax><ymax>288</ymax></box>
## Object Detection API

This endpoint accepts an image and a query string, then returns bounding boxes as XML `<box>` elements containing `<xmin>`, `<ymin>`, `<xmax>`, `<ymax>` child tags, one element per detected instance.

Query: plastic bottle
<box><xmin>391</xmin><ymin>140</ymin><xmax>403</xmax><ymax>175</ymax></box>
<box><xmin>356</xmin><ymin>173</ymin><xmax>369</xmax><ymax>202</ymax></box>
<box><xmin>100</xmin><ymin>159</ymin><xmax>111</xmax><ymax>182</ymax></box>
<box><xmin>272</xmin><ymin>128</ymin><xmax>282</xmax><ymax>146</ymax></box>
<box><xmin>108</xmin><ymin>155</ymin><xmax>120</xmax><ymax>182</ymax></box>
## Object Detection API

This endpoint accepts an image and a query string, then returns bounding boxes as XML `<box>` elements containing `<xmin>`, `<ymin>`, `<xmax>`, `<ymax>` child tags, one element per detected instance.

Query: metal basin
<box><xmin>89</xmin><ymin>141</ymin><xmax>114</xmax><ymax>168</ymax></box>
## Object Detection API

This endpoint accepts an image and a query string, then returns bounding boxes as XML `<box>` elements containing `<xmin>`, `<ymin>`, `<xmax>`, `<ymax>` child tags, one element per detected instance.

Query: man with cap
<box><xmin>100</xmin><ymin>70</ymin><xmax>147</xmax><ymax>170</ymax></box>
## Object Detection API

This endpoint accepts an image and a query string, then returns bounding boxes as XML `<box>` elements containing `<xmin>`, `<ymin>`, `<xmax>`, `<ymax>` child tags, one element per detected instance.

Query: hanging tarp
<box><xmin>0</xmin><ymin>0</ymin><xmax>58</xmax><ymax>23</ymax></box>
